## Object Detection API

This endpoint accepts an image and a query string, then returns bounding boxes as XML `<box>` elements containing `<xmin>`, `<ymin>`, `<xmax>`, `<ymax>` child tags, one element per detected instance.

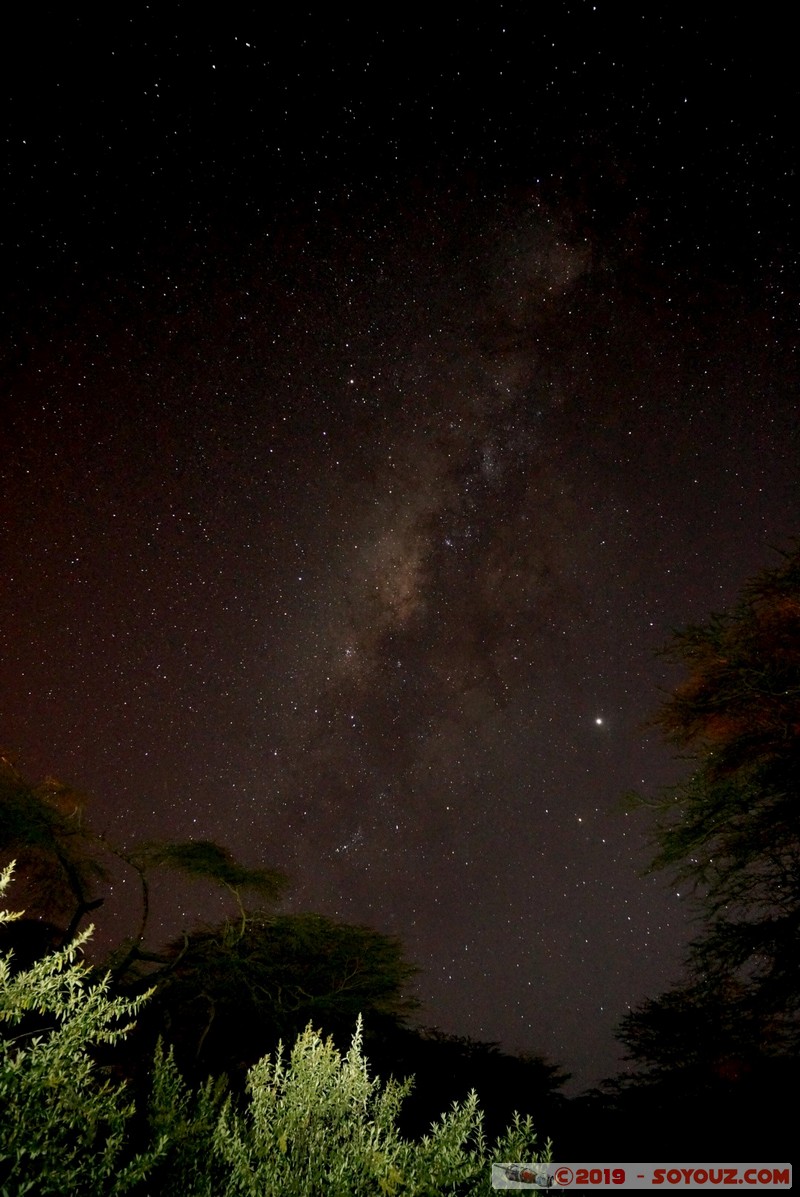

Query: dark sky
<box><xmin>2</xmin><ymin>6</ymin><xmax>798</xmax><ymax>1091</ymax></box>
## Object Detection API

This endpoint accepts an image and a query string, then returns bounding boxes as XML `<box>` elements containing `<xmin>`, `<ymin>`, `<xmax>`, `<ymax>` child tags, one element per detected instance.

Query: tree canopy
<box><xmin>0</xmin><ymin>761</ymin><xmax>108</xmax><ymax>942</ymax></box>
<box><xmin>135</xmin><ymin>912</ymin><xmax>421</xmax><ymax>1081</ymax></box>
<box><xmin>622</xmin><ymin>544</ymin><xmax>800</xmax><ymax>1085</ymax></box>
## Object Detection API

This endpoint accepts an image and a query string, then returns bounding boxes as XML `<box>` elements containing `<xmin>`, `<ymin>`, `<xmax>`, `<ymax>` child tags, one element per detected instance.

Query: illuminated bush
<box><xmin>0</xmin><ymin>863</ymin><xmax>164</xmax><ymax>1195</ymax></box>
<box><xmin>208</xmin><ymin>1019</ymin><xmax>549</xmax><ymax>1197</ymax></box>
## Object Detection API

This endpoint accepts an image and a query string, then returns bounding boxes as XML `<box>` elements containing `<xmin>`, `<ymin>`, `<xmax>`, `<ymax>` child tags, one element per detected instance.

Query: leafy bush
<box><xmin>0</xmin><ymin>862</ymin><xmax>164</xmax><ymax>1195</ymax></box>
<box><xmin>210</xmin><ymin>1019</ymin><xmax>549</xmax><ymax>1197</ymax></box>
<box><xmin>144</xmin><ymin>1041</ymin><xmax>228</xmax><ymax>1197</ymax></box>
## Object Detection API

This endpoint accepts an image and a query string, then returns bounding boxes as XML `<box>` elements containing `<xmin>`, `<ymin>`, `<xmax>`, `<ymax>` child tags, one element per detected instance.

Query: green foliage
<box><xmin>145</xmin><ymin>1041</ymin><xmax>229</xmax><ymax>1197</ymax></box>
<box><xmin>144</xmin><ymin>1019</ymin><xmax>550</xmax><ymax>1197</ymax></box>
<box><xmin>213</xmin><ymin>1020</ymin><xmax>413</xmax><ymax>1196</ymax></box>
<box><xmin>211</xmin><ymin>1019</ymin><xmax>550</xmax><ymax>1197</ymax></box>
<box><xmin>0</xmin><ymin>863</ymin><xmax>164</xmax><ymax>1196</ymax></box>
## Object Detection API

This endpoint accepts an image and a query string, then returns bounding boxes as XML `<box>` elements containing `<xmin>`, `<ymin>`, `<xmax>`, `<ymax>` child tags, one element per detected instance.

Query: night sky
<box><xmin>2</xmin><ymin>7</ymin><xmax>798</xmax><ymax>1092</ymax></box>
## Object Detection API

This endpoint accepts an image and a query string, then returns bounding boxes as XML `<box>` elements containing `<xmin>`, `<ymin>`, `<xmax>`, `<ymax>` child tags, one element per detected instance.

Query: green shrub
<box><xmin>211</xmin><ymin>1019</ymin><xmax>550</xmax><ymax>1196</ymax></box>
<box><xmin>0</xmin><ymin>863</ymin><xmax>164</xmax><ymax>1196</ymax></box>
<box><xmin>144</xmin><ymin>1041</ymin><xmax>228</xmax><ymax>1197</ymax></box>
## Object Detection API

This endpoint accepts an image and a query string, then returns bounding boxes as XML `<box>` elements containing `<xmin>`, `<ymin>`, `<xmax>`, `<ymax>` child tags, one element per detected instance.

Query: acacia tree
<box><xmin>0</xmin><ymin>760</ymin><xmax>108</xmax><ymax>944</ymax></box>
<box><xmin>135</xmin><ymin>912</ymin><xmax>421</xmax><ymax>1082</ymax></box>
<box><xmin>624</xmin><ymin>544</ymin><xmax>800</xmax><ymax>1079</ymax></box>
<box><xmin>110</xmin><ymin>840</ymin><xmax>289</xmax><ymax>977</ymax></box>
<box><xmin>0</xmin><ymin>758</ymin><xmax>288</xmax><ymax>971</ymax></box>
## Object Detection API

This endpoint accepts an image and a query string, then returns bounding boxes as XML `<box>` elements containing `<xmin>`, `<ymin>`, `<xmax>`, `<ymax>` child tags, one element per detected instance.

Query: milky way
<box><xmin>261</xmin><ymin>201</ymin><xmax>599</xmax><ymax>863</ymax></box>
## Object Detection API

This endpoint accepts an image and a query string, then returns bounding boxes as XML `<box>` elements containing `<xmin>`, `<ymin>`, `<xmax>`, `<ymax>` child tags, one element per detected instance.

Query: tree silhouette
<box><xmin>639</xmin><ymin>543</ymin><xmax>800</xmax><ymax>1046</ymax></box>
<box><xmin>134</xmin><ymin>912</ymin><xmax>420</xmax><ymax>1083</ymax></box>
<box><xmin>604</xmin><ymin>545</ymin><xmax>800</xmax><ymax>1157</ymax></box>
<box><xmin>0</xmin><ymin>759</ymin><xmax>288</xmax><ymax>973</ymax></box>
<box><xmin>0</xmin><ymin>759</ymin><xmax>107</xmax><ymax>944</ymax></box>
<box><xmin>111</xmin><ymin>840</ymin><xmax>288</xmax><ymax>976</ymax></box>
